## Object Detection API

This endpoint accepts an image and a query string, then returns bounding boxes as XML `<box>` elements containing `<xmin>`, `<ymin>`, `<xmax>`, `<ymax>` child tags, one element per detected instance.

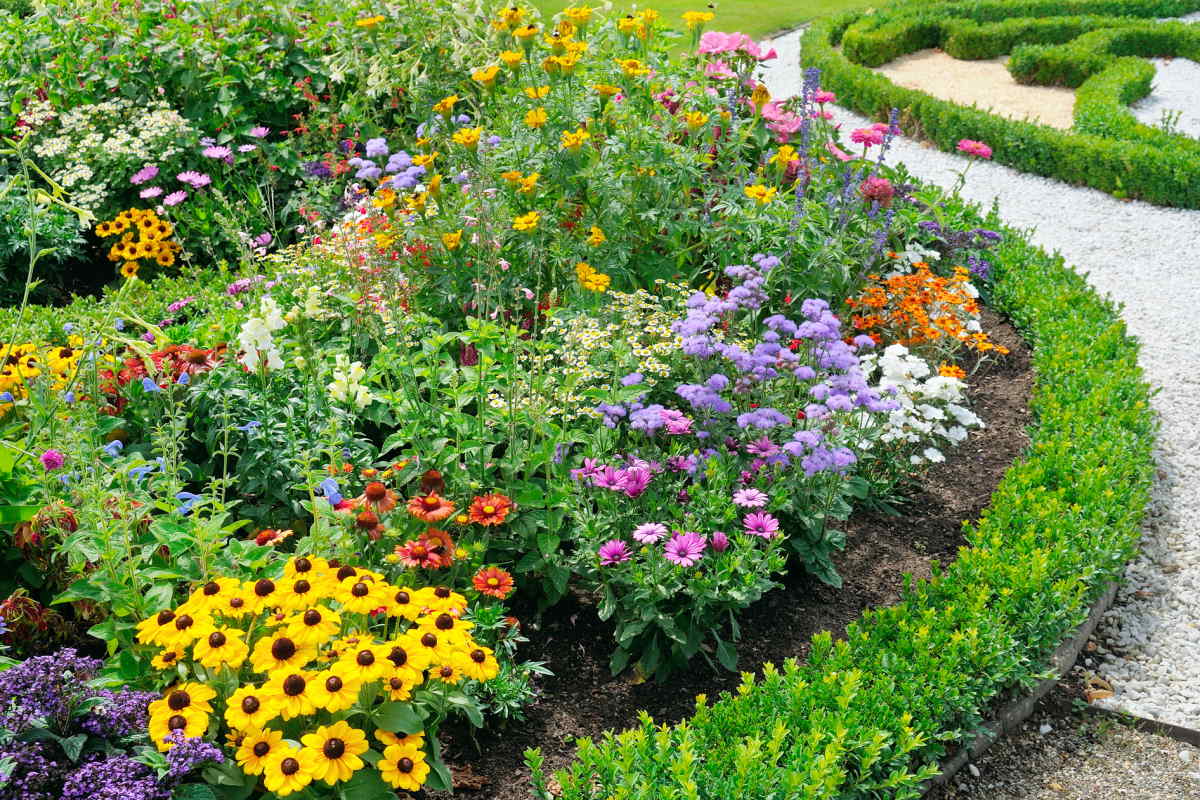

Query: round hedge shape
<box><xmin>804</xmin><ymin>0</ymin><xmax>1200</xmax><ymax>208</ymax></box>
<box><xmin>531</xmin><ymin>194</ymin><xmax>1156</xmax><ymax>798</ymax></box>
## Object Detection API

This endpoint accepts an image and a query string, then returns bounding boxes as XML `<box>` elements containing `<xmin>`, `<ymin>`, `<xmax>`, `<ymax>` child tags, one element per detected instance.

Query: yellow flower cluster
<box><xmin>139</xmin><ymin>557</ymin><xmax>499</xmax><ymax>796</ymax></box>
<box><xmin>575</xmin><ymin>261</ymin><xmax>611</xmax><ymax>293</ymax></box>
<box><xmin>0</xmin><ymin>339</ymin><xmax>86</xmax><ymax>408</ymax></box>
<box><xmin>96</xmin><ymin>208</ymin><xmax>180</xmax><ymax>278</ymax></box>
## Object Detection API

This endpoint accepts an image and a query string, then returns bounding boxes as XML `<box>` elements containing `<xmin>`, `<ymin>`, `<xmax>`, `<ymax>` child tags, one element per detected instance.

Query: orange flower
<box><xmin>395</xmin><ymin>539</ymin><xmax>443</xmax><ymax>569</ymax></box>
<box><xmin>420</xmin><ymin>528</ymin><xmax>455</xmax><ymax>565</ymax></box>
<box><xmin>406</xmin><ymin>493</ymin><xmax>456</xmax><ymax>523</ymax></box>
<box><xmin>938</xmin><ymin>363</ymin><xmax>966</xmax><ymax>379</ymax></box>
<box><xmin>472</xmin><ymin>567</ymin><xmax>514</xmax><ymax>599</ymax></box>
<box><xmin>468</xmin><ymin>493</ymin><xmax>514</xmax><ymax>526</ymax></box>
<box><xmin>353</xmin><ymin>481</ymin><xmax>398</xmax><ymax>513</ymax></box>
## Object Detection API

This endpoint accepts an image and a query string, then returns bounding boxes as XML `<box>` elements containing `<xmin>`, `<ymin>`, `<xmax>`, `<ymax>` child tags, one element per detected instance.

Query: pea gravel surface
<box><xmin>761</xmin><ymin>28</ymin><xmax>1200</xmax><ymax>730</ymax></box>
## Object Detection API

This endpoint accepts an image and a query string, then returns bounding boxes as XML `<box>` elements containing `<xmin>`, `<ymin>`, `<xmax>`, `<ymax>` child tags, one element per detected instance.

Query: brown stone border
<box><xmin>922</xmin><ymin>582</ymin><xmax>1119</xmax><ymax>793</ymax></box>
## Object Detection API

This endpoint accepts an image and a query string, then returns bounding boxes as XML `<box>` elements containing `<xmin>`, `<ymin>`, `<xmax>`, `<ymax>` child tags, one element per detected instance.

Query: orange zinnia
<box><xmin>468</xmin><ymin>493</ymin><xmax>514</xmax><ymax>526</ymax></box>
<box><xmin>407</xmin><ymin>493</ymin><xmax>456</xmax><ymax>522</ymax></box>
<box><xmin>472</xmin><ymin>566</ymin><xmax>514</xmax><ymax>599</ymax></box>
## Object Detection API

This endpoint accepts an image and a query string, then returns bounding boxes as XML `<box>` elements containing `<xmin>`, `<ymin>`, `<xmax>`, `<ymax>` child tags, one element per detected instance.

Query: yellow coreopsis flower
<box><xmin>355</xmin><ymin>14</ymin><xmax>385</xmax><ymax>28</ymax></box>
<box><xmin>616</xmin><ymin>14</ymin><xmax>644</xmax><ymax>36</ymax></box>
<box><xmin>513</xmin><ymin>23</ymin><xmax>539</xmax><ymax>41</ymax></box>
<box><xmin>560</xmin><ymin>127</ymin><xmax>590</xmax><ymax>151</ymax></box>
<box><xmin>432</xmin><ymin>95</ymin><xmax>459</xmax><ymax>116</ymax></box>
<box><xmin>512</xmin><ymin>211</ymin><xmax>541</xmax><ymax>232</ymax></box>
<box><xmin>682</xmin><ymin>10</ymin><xmax>715</xmax><ymax>28</ymax></box>
<box><xmin>562</xmin><ymin>5</ymin><xmax>593</xmax><ymax>25</ymax></box>
<box><xmin>441</xmin><ymin>230</ymin><xmax>463</xmax><ymax>250</ymax></box>
<box><xmin>555</xmin><ymin>53</ymin><xmax>581</xmax><ymax>74</ymax></box>
<box><xmin>524</xmin><ymin>85</ymin><xmax>550</xmax><ymax>99</ymax></box>
<box><xmin>744</xmin><ymin>184</ymin><xmax>777</xmax><ymax>205</ymax></box>
<box><xmin>471</xmin><ymin>65</ymin><xmax>500</xmax><ymax>88</ymax></box>
<box><xmin>500</xmin><ymin>49</ymin><xmax>525</xmax><ymax>68</ymax></box>
<box><xmin>683</xmin><ymin>110</ymin><xmax>709</xmax><ymax>130</ymax></box>
<box><xmin>592</xmin><ymin>83</ymin><xmax>622</xmax><ymax>97</ymax></box>
<box><xmin>615</xmin><ymin>58</ymin><xmax>650</xmax><ymax>77</ymax></box>
<box><xmin>586</xmin><ymin>225</ymin><xmax>605</xmax><ymax>246</ymax></box>
<box><xmin>524</xmin><ymin>107</ymin><xmax>548</xmax><ymax>128</ymax></box>
<box><xmin>517</xmin><ymin>172</ymin><xmax>539</xmax><ymax>194</ymax></box>
<box><xmin>770</xmin><ymin>145</ymin><xmax>798</xmax><ymax>166</ymax></box>
<box><xmin>412</xmin><ymin>152</ymin><xmax>438</xmax><ymax>168</ymax></box>
<box><xmin>452</xmin><ymin>127</ymin><xmax>482</xmax><ymax>149</ymax></box>
<box><xmin>499</xmin><ymin>170</ymin><xmax>523</xmax><ymax>184</ymax></box>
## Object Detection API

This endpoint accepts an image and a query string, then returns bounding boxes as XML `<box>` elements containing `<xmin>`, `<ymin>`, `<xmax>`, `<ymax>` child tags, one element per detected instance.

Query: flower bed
<box><xmin>803</xmin><ymin>0</ymin><xmax>1200</xmax><ymax>207</ymax></box>
<box><xmin>0</xmin><ymin>2</ymin><xmax>1152</xmax><ymax>799</ymax></box>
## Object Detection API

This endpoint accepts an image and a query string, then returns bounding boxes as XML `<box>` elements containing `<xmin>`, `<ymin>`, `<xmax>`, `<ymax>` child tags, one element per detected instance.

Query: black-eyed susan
<box><xmin>148</xmin><ymin>706</ymin><xmax>208</xmax><ymax>750</ymax></box>
<box><xmin>178</xmin><ymin>577</ymin><xmax>241</xmax><ymax>616</ymax></box>
<box><xmin>375</xmin><ymin>728</ymin><xmax>425</xmax><ymax>751</ymax></box>
<box><xmin>428</xmin><ymin>661</ymin><xmax>463</xmax><ymax>685</ymax></box>
<box><xmin>283</xmin><ymin>555</ymin><xmax>330</xmax><ymax>581</ymax></box>
<box><xmin>264</xmin><ymin>670</ymin><xmax>318</xmax><ymax>720</ymax></box>
<box><xmin>192</xmin><ymin>627</ymin><xmax>250</xmax><ymax>670</ymax></box>
<box><xmin>249</xmin><ymin>632</ymin><xmax>317</xmax><ymax>674</ymax></box>
<box><xmin>244</xmin><ymin>577</ymin><xmax>281</xmax><ymax>612</ymax></box>
<box><xmin>150</xmin><ymin>681</ymin><xmax>217</xmax><ymax>718</ymax></box>
<box><xmin>413</xmin><ymin>585</ymin><xmax>468</xmax><ymax>615</ymax></box>
<box><xmin>339</xmin><ymin>641</ymin><xmax>392</xmax><ymax>681</ymax></box>
<box><xmin>262</xmin><ymin>746</ymin><xmax>316</xmax><ymax>797</ymax></box>
<box><xmin>301</xmin><ymin>720</ymin><xmax>369</xmax><ymax>785</ymax></box>
<box><xmin>309</xmin><ymin>664</ymin><xmax>363</xmax><ymax>713</ymax></box>
<box><xmin>150</xmin><ymin>648</ymin><xmax>182</xmax><ymax>670</ymax></box>
<box><xmin>379</xmin><ymin>743</ymin><xmax>430</xmax><ymax>791</ymax></box>
<box><xmin>382</xmin><ymin>671</ymin><xmax>416</xmax><ymax>701</ymax></box>
<box><xmin>457</xmin><ymin>645</ymin><xmax>501</xmax><ymax>682</ymax></box>
<box><xmin>236</xmin><ymin>728</ymin><xmax>285</xmax><ymax>776</ymax></box>
<box><xmin>275</xmin><ymin>574</ymin><xmax>330</xmax><ymax>613</ymax></box>
<box><xmin>337</xmin><ymin>576</ymin><xmax>389</xmax><ymax>615</ymax></box>
<box><xmin>384</xmin><ymin>637</ymin><xmax>433</xmax><ymax>673</ymax></box>
<box><xmin>135</xmin><ymin>608</ymin><xmax>181</xmax><ymax>646</ymax></box>
<box><xmin>284</xmin><ymin>605</ymin><xmax>342</xmax><ymax>647</ymax></box>
<box><xmin>225</xmin><ymin>684</ymin><xmax>282</xmax><ymax>731</ymax></box>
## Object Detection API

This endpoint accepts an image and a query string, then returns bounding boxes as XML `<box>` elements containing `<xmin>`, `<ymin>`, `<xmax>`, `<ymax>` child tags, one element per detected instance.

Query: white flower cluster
<box><xmin>237</xmin><ymin>296</ymin><xmax>287</xmax><ymax>371</ymax></box>
<box><xmin>328</xmin><ymin>354</ymin><xmax>373</xmax><ymax>410</ymax></box>
<box><xmin>860</xmin><ymin>343</ymin><xmax>983</xmax><ymax>465</ymax></box>
<box><xmin>26</xmin><ymin>98</ymin><xmax>196</xmax><ymax>212</ymax></box>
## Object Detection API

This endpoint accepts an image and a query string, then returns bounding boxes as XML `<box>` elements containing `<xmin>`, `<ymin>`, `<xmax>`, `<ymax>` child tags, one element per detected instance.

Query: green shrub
<box><xmin>531</xmin><ymin>187</ymin><xmax>1156</xmax><ymax>800</ymax></box>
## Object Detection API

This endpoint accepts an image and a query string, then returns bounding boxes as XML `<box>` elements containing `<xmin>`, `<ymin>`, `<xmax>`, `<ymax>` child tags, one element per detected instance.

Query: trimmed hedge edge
<box><xmin>803</xmin><ymin>1</ymin><xmax>1200</xmax><ymax>208</ymax></box>
<box><xmin>528</xmin><ymin>199</ymin><xmax>1157</xmax><ymax>798</ymax></box>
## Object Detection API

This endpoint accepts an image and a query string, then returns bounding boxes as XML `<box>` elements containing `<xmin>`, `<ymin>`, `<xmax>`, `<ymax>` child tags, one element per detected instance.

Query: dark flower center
<box><xmin>336</xmin><ymin>566</ymin><xmax>357</xmax><ymax>581</ymax></box>
<box><xmin>356</xmin><ymin>650</ymin><xmax>375</xmax><ymax>666</ymax></box>
<box><xmin>242</xmin><ymin>696</ymin><xmax>260</xmax><ymax>714</ymax></box>
<box><xmin>168</xmin><ymin>714</ymin><xmax>188</xmax><ymax>730</ymax></box>
<box><xmin>365</xmin><ymin>482</ymin><xmax>387</xmax><ymax>500</ymax></box>
<box><xmin>394</xmin><ymin>590</ymin><xmax>410</xmax><ymax>604</ymax></box>
<box><xmin>253</xmin><ymin>741</ymin><xmax>270</xmax><ymax>757</ymax></box>
<box><xmin>439</xmin><ymin>666</ymin><xmax>453</xmax><ymax>678</ymax></box>
<box><xmin>355</xmin><ymin>511</ymin><xmax>378</xmax><ymax>529</ymax></box>
<box><xmin>283</xmin><ymin>674</ymin><xmax>306</xmax><ymax>696</ymax></box>
<box><xmin>202</xmin><ymin>581</ymin><xmax>220</xmax><ymax>596</ymax></box>
<box><xmin>420</xmin><ymin>633</ymin><xmax>437</xmax><ymax>648</ymax></box>
<box><xmin>174</xmin><ymin>614</ymin><xmax>194</xmax><ymax>630</ymax></box>
<box><xmin>293</xmin><ymin>579</ymin><xmax>311</xmax><ymax>594</ymax></box>
<box><xmin>163</xmin><ymin>651</ymin><xmax>177</xmax><ymax>662</ymax></box>
<box><xmin>387</xmin><ymin>646</ymin><xmax>408</xmax><ymax>667</ymax></box>
<box><xmin>271</xmin><ymin>638</ymin><xmax>297</xmax><ymax>661</ymax></box>
<box><xmin>229</xmin><ymin>597</ymin><xmax>245</xmax><ymax>609</ymax></box>
<box><xmin>157</xmin><ymin>610</ymin><xmax>176</xmax><ymax>625</ymax></box>
<box><xmin>389</xmin><ymin>677</ymin><xmax>404</xmax><ymax>690</ymax></box>
<box><xmin>303</xmin><ymin>609</ymin><xmax>322</xmax><ymax>626</ymax></box>
<box><xmin>281</xmin><ymin>757</ymin><xmax>300</xmax><ymax>775</ymax></box>
<box><xmin>207</xmin><ymin>631</ymin><xmax>227</xmax><ymax>648</ymax></box>
<box><xmin>254</xmin><ymin>578</ymin><xmax>275</xmax><ymax>597</ymax></box>
<box><xmin>435</xmin><ymin>613</ymin><xmax>454</xmax><ymax>630</ymax></box>
<box><xmin>294</xmin><ymin>557</ymin><xmax>312</xmax><ymax>572</ymax></box>
<box><xmin>167</xmin><ymin>690</ymin><xmax>191</xmax><ymax>710</ymax></box>
<box><xmin>471</xmin><ymin>649</ymin><xmax>486</xmax><ymax>663</ymax></box>
<box><xmin>323</xmin><ymin>738</ymin><xmax>346</xmax><ymax>759</ymax></box>
<box><xmin>434</xmin><ymin>586</ymin><xmax>451</xmax><ymax>598</ymax></box>
<box><xmin>398</xmin><ymin>757</ymin><xmax>414</xmax><ymax>773</ymax></box>
<box><xmin>351</xmin><ymin>582</ymin><xmax>370</xmax><ymax>598</ymax></box>
<box><xmin>325</xmin><ymin>675</ymin><xmax>343</xmax><ymax>692</ymax></box>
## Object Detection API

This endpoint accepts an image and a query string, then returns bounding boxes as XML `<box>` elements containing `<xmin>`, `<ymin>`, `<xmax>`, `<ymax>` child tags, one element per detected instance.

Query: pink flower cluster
<box><xmin>697</xmin><ymin>31</ymin><xmax>777</xmax><ymax>62</ymax></box>
<box><xmin>957</xmin><ymin>138</ymin><xmax>993</xmax><ymax>159</ymax></box>
<box><xmin>761</xmin><ymin>102</ymin><xmax>803</xmax><ymax>143</ymax></box>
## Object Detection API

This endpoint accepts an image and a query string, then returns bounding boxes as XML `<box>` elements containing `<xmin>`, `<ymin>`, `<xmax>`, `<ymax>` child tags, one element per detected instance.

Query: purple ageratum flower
<box><xmin>598</xmin><ymin>539</ymin><xmax>631</xmax><ymax>566</ymax></box>
<box><xmin>732</xmin><ymin>488</ymin><xmax>768</xmax><ymax>508</ymax></box>
<box><xmin>303</xmin><ymin>160</ymin><xmax>333</xmax><ymax>178</ymax></box>
<box><xmin>385</xmin><ymin>151</ymin><xmax>413</xmax><ymax>172</ymax></box>
<box><xmin>743</xmin><ymin>511</ymin><xmax>780</xmax><ymax>539</ymax></box>
<box><xmin>0</xmin><ymin>648</ymin><xmax>102</xmax><ymax>732</ymax></box>
<box><xmin>736</xmin><ymin>407</ymin><xmax>789</xmax><ymax>430</ymax></box>
<box><xmin>139</xmin><ymin>186</ymin><xmax>163</xmax><ymax>199</ymax></box>
<box><xmin>629</xmin><ymin>404</ymin><xmax>666</xmax><ymax>433</ymax></box>
<box><xmin>711</xmin><ymin>530</ymin><xmax>730</xmax><ymax>552</ymax></box>
<box><xmin>130</xmin><ymin>164</ymin><xmax>159</xmax><ymax>184</ymax></box>
<box><xmin>202</xmin><ymin>144</ymin><xmax>233</xmax><ymax>160</ymax></box>
<box><xmin>356</xmin><ymin>165</ymin><xmax>382</xmax><ymax>180</ymax></box>
<box><xmin>596</xmin><ymin>403</ymin><xmax>626</xmax><ymax>428</ymax></box>
<box><xmin>632</xmin><ymin>522</ymin><xmax>668</xmax><ymax>544</ymax></box>
<box><xmin>163</xmin><ymin>190</ymin><xmax>187</xmax><ymax>206</ymax></box>
<box><xmin>620</xmin><ymin>372</ymin><xmax>644</xmax><ymax>386</ymax></box>
<box><xmin>364</xmin><ymin>137</ymin><xmax>389</xmax><ymax>158</ymax></box>
<box><xmin>249</xmin><ymin>125</ymin><xmax>270</xmax><ymax>138</ymax></box>
<box><xmin>38</xmin><ymin>449</ymin><xmax>64</xmax><ymax>471</ymax></box>
<box><xmin>663</xmin><ymin>531</ymin><xmax>706</xmax><ymax>566</ymax></box>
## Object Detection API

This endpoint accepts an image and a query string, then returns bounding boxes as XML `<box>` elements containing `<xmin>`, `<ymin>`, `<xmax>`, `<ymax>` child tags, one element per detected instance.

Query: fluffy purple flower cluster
<box><xmin>225</xmin><ymin>274</ymin><xmax>267</xmax><ymax>296</ymax></box>
<box><xmin>347</xmin><ymin>137</ymin><xmax>427</xmax><ymax>188</ymax></box>
<box><xmin>60</xmin><ymin>754</ymin><xmax>167</xmax><ymax>800</ymax></box>
<box><xmin>0</xmin><ymin>648</ymin><xmax>100</xmax><ymax>732</ymax></box>
<box><xmin>79</xmin><ymin>688</ymin><xmax>157</xmax><ymax>738</ymax></box>
<box><xmin>162</xmin><ymin>731</ymin><xmax>225</xmax><ymax>779</ymax></box>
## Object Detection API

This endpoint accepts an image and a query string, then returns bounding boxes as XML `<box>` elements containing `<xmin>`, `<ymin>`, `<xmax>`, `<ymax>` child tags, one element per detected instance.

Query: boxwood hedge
<box><xmin>529</xmin><ymin>195</ymin><xmax>1157</xmax><ymax>798</ymax></box>
<box><xmin>806</xmin><ymin>0</ymin><xmax>1200</xmax><ymax>208</ymax></box>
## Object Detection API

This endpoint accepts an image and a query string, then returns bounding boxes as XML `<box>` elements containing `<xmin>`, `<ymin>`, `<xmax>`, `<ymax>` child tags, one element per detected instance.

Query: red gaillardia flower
<box><xmin>468</xmin><ymin>493</ymin><xmax>514</xmax><ymax>526</ymax></box>
<box><xmin>395</xmin><ymin>539</ymin><xmax>441</xmax><ymax>569</ymax></box>
<box><xmin>472</xmin><ymin>566</ymin><xmax>514</xmax><ymax>599</ymax></box>
<box><xmin>354</xmin><ymin>481</ymin><xmax>398</xmax><ymax>513</ymax></box>
<box><xmin>406</xmin><ymin>493</ymin><xmax>456</xmax><ymax>523</ymax></box>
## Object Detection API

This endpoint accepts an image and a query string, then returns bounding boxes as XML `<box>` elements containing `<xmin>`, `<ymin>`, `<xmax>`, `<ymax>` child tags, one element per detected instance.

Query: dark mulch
<box><xmin>429</xmin><ymin>308</ymin><xmax>1034</xmax><ymax>800</ymax></box>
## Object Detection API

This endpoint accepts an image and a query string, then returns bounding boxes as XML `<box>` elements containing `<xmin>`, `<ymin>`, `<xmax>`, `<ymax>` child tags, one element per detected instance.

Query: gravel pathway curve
<box><xmin>761</xmin><ymin>28</ymin><xmax>1200</xmax><ymax>730</ymax></box>
<box><xmin>1131</xmin><ymin>57</ymin><xmax>1200</xmax><ymax>139</ymax></box>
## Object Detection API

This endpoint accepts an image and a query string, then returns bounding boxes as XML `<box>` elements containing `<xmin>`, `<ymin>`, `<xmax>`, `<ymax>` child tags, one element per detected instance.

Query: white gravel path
<box><xmin>1131</xmin><ymin>58</ymin><xmax>1200</xmax><ymax>139</ymax></box>
<box><xmin>762</xmin><ymin>28</ymin><xmax>1200</xmax><ymax>730</ymax></box>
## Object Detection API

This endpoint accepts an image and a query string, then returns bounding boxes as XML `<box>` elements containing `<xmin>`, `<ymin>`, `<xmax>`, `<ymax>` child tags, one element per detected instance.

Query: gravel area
<box><xmin>1130</xmin><ymin>58</ymin><xmax>1200</xmax><ymax>139</ymax></box>
<box><xmin>926</xmin><ymin>684</ymin><xmax>1200</xmax><ymax>800</ymax></box>
<box><xmin>762</xmin><ymin>29</ymin><xmax>1200</xmax><ymax>729</ymax></box>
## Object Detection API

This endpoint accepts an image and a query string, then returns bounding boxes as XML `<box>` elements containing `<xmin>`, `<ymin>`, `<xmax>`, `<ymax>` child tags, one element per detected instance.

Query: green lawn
<box><xmin>530</xmin><ymin>0</ymin><xmax>869</xmax><ymax>40</ymax></box>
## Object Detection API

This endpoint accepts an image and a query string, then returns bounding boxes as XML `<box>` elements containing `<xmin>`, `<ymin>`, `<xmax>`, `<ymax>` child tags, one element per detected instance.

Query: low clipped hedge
<box><xmin>810</xmin><ymin>0</ymin><xmax>1200</xmax><ymax>208</ymax></box>
<box><xmin>529</xmin><ymin>195</ymin><xmax>1157</xmax><ymax>798</ymax></box>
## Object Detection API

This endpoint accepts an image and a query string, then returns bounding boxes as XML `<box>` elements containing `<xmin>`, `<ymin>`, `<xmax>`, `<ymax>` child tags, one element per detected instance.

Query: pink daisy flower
<box><xmin>732</xmin><ymin>488</ymin><xmax>768</xmax><ymax>508</ymax></box>
<box><xmin>163</xmin><ymin>190</ymin><xmax>187</xmax><ymax>206</ymax></box>
<box><xmin>598</xmin><ymin>539</ymin><xmax>631</xmax><ymax>566</ymax></box>
<box><xmin>663</xmin><ymin>532</ymin><xmax>706</xmax><ymax>567</ymax></box>
<box><xmin>632</xmin><ymin>522</ymin><xmax>668</xmax><ymax>544</ymax></box>
<box><xmin>743</xmin><ymin>512</ymin><xmax>780</xmax><ymax>539</ymax></box>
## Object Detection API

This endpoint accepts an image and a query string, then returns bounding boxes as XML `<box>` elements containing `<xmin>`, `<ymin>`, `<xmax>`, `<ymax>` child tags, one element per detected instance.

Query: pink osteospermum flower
<box><xmin>177</xmin><ymin>171</ymin><xmax>211</xmax><ymax>188</ymax></box>
<box><xmin>632</xmin><ymin>522</ymin><xmax>668</xmax><ymax>544</ymax></box>
<box><xmin>598</xmin><ymin>539</ymin><xmax>631</xmax><ymax>566</ymax></box>
<box><xmin>130</xmin><ymin>164</ymin><xmax>159</xmax><ymax>185</ymax></box>
<box><xmin>139</xmin><ymin>186</ymin><xmax>163</xmax><ymax>199</ymax></box>
<box><xmin>732</xmin><ymin>488</ymin><xmax>768</xmax><ymax>509</ymax></box>
<box><xmin>957</xmin><ymin>139</ymin><xmax>993</xmax><ymax>159</ymax></box>
<box><xmin>163</xmin><ymin>190</ymin><xmax>188</xmax><ymax>207</ymax></box>
<box><xmin>663</xmin><ymin>531</ymin><xmax>706</xmax><ymax>567</ymax></box>
<box><xmin>710</xmin><ymin>531</ymin><xmax>729</xmax><ymax>552</ymax></box>
<box><xmin>202</xmin><ymin>144</ymin><xmax>233</xmax><ymax>160</ymax></box>
<box><xmin>743</xmin><ymin>511</ymin><xmax>780</xmax><ymax>539</ymax></box>
<box><xmin>248</xmin><ymin>126</ymin><xmax>270</xmax><ymax>138</ymax></box>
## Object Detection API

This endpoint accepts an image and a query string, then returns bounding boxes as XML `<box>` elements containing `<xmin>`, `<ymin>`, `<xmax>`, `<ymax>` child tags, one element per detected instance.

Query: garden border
<box><xmin>534</xmin><ymin>195</ymin><xmax>1159</xmax><ymax>797</ymax></box>
<box><xmin>800</xmin><ymin>0</ymin><xmax>1200</xmax><ymax>209</ymax></box>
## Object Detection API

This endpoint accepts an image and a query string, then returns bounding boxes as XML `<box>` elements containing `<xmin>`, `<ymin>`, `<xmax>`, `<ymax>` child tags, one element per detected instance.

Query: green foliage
<box><xmin>805</xmin><ymin>0</ymin><xmax>1200</xmax><ymax>208</ymax></box>
<box><xmin>536</xmin><ymin>184</ymin><xmax>1157</xmax><ymax>797</ymax></box>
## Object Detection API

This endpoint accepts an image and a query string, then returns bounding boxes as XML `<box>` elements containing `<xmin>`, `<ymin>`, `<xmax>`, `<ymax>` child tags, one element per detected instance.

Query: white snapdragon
<box><xmin>859</xmin><ymin>343</ymin><xmax>983</xmax><ymax>465</ymax></box>
<box><xmin>237</xmin><ymin>296</ymin><xmax>287</xmax><ymax>371</ymax></box>
<box><xmin>327</xmin><ymin>354</ymin><xmax>373</xmax><ymax>409</ymax></box>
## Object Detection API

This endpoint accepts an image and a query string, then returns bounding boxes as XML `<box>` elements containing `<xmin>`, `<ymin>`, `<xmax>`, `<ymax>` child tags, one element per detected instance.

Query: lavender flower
<box><xmin>177</xmin><ymin>171</ymin><xmax>212</xmax><ymax>188</ymax></box>
<box><xmin>0</xmin><ymin>648</ymin><xmax>101</xmax><ymax>732</ymax></box>
<box><xmin>130</xmin><ymin>164</ymin><xmax>159</xmax><ymax>185</ymax></box>
<box><xmin>620</xmin><ymin>372</ymin><xmax>644</xmax><ymax>386</ymax></box>
<box><xmin>201</xmin><ymin>144</ymin><xmax>233</xmax><ymax>160</ymax></box>
<box><xmin>364</xmin><ymin>137</ymin><xmax>389</xmax><ymax>158</ymax></box>
<box><xmin>139</xmin><ymin>186</ymin><xmax>163</xmax><ymax>199</ymax></box>
<box><xmin>162</xmin><ymin>731</ymin><xmax>224</xmax><ymax>779</ymax></box>
<box><xmin>80</xmin><ymin>688</ymin><xmax>156</xmax><ymax>738</ymax></box>
<box><xmin>163</xmin><ymin>190</ymin><xmax>187</xmax><ymax>206</ymax></box>
<box><xmin>732</xmin><ymin>488</ymin><xmax>768</xmax><ymax>508</ymax></box>
<box><xmin>663</xmin><ymin>532</ymin><xmax>706</xmax><ymax>566</ymax></box>
<box><xmin>598</xmin><ymin>539</ymin><xmax>631</xmax><ymax>566</ymax></box>
<box><xmin>61</xmin><ymin>754</ymin><xmax>167</xmax><ymax>800</ymax></box>
<box><xmin>249</xmin><ymin>126</ymin><xmax>270</xmax><ymax>138</ymax></box>
<box><xmin>303</xmin><ymin>160</ymin><xmax>332</xmax><ymax>178</ymax></box>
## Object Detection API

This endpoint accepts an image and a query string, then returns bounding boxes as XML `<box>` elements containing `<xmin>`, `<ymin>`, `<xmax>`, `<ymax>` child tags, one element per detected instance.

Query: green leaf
<box><xmin>536</xmin><ymin>531</ymin><xmax>559</xmax><ymax>557</ymax></box>
<box><xmin>0</xmin><ymin>504</ymin><xmax>38</xmax><ymax>524</ymax></box>
<box><xmin>173</xmin><ymin>784</ymin><xmax>219</xmax><ymax>800</ymax></box>
<box><xmin>58</xmin><ymin>733</ymin><xmax>87</xmax><ymax>762</ymax></box>
<box><xmin>373</xmin><ymin>701</ymin><xmax>425</xmax><ymax>734</ymax></box>
<box><xmin>338</xmin><ymin>768</ymin><xmax>395</xmax><ymax>800</ymax></box>
<box><xmin>597</xmin><ymin>587</ymin><xmax>616</xmax><ymax>621</ymax></box>
<box><xmin>715</xmin><ymin>637</ymin><xmax>738</xmax><ymax>672</ymax></box>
